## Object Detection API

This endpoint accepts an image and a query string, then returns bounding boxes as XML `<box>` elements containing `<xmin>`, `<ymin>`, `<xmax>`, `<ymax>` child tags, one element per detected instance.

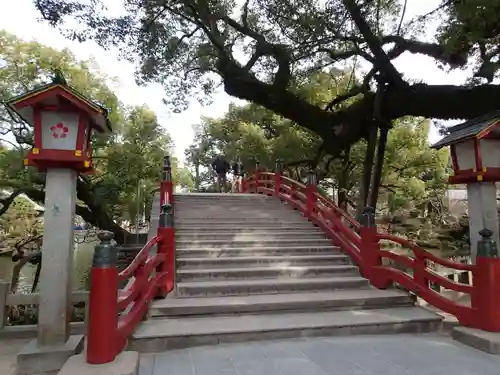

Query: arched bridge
<box><xmin>76</xmin><ymin>158</ymin><xmax>500</xmax><ymax>372</ymax></box>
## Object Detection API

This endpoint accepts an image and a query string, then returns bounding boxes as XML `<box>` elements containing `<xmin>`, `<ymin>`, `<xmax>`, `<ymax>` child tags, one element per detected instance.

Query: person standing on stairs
<box><xmin>231</xmin><ymin>159</ymin><xmax>244</xmax><ymax>193</ymax></box>
<box><xmin>211</xmin><ymin>155</ymin><xmax>230</xmax><ymax>193</ymax></box>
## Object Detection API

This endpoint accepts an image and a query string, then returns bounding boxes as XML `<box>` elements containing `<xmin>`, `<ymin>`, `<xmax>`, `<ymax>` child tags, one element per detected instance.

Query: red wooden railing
<box><xmin>86</xmin><ymin>155</ymin><xmax>175</xmax><ymax>364</ymax></box>
<box><xmin>242</xmin><ymin>168</ymin><xmax>500</xmax><ymax>332</ymax></box>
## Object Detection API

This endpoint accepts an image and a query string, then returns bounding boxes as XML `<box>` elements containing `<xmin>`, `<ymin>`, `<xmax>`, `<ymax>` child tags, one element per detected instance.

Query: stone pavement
<box><xmin>0</xmin><ymin>338</ymin><xmax>30</xmax><ymax>375</ymax></box>
<box><xmin>139</xmin><ymin>334</ymin><xmax>500</xmax><ymax>375</ymax></box>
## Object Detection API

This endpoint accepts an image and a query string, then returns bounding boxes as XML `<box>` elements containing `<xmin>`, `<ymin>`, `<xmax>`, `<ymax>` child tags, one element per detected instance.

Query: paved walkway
<box><xmin>0</xmin><ymin>338</ymin><xmax>30</xmax><ymax>375</ymax></box>
<box><xmin>2</xmin><ymin>334</ymin><xmax>499</xmax><ymax>374</ymax></box>
<box><xmin>139</xmin><ymin>334</ymin><xmax>500</xmax><ymax>375</ymax></box>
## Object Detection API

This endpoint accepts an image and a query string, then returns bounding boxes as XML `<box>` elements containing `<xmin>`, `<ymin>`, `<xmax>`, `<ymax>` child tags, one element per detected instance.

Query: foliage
<box><xmin>380</xmin><ymin>118</ymin><xmax>450</xmax><ymax>215</ymax></box>
<box><xmin>0</xmin><ymin>195</ymin><xmax>42</xmax><ymax>255</ymax></box>
<box><xmin>31</xmin><ymin>0</ymin><xmax>500</xmax><ymax>161</ymax></box>
<box><xmin>0</xmin><ymin>30</ymin><xmax>179</xmax><ymax>243</ymax></box>
<box><xmin>99</xmin><ymin>105</ymin><xmax>174</xmax><ymax>224</ymax></box>
<box><xmin>185</xmin><ymin>72</ymin><xmax>450</xmax><ymax>215</ymax></box>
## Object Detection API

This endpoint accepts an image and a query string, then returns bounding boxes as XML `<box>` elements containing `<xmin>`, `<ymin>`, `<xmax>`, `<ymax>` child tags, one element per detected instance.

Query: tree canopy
<box><xmin>0</xmin><ymin>195</ymin><xmax>43</xmax><ymax>255</ymax></box>
<box><xmin>0</xmin><ymin>30</ymin><xmax>184</xmax><ymax>243</ymax></box>
<box><xmin>185</xmin><ymin>71</ymin><xmax>450</xmax><ymax>215</ymax></box>
<box><xmin>31</xmin><ymin>0</ymin><xmax>500</xmax><ymax>159</ymax></box>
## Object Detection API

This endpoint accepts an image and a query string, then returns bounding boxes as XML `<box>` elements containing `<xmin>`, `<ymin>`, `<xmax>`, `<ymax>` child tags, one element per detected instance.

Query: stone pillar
<box><xmin>17</xmin><ymin>169</ymin><xmax>83</xmax><ymax>375</ymax></box>
<box><xmin>466</xmin><ymin>182</ymin><xmax>499</xmax><ymax>263</ymax></box>
<box><xmin>37</xmin><ymin>168</ymin><xmax>77</xmax><ymax>346</ymax></box>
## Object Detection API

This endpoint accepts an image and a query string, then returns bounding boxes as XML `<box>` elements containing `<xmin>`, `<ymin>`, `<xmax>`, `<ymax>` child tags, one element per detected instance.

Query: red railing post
<box><xmin>241</xmin><ymin>172</ymin><xmax>248</xmax><ymax>193</ymax></box>
<box><xmin>306</xmin><ymin>170</ymin><xmax>317</xmax><ymax>219</ymax></box>
<box><xmin>471</xmin><ymin>228</ymin><xmax>500</xmax><ymax>331</ymax></box>
<box><xmin>253</xmin><ymin>160</ymin><xmax>260</xmax><ymax>193</ymax></box>
<box><xmin>157</xmin><ymin>203</ymin><xmax>175</xmax><ymax>297</ymax></box>
<box><xmin>160</xmin><ymin>155</ymin><xmax>173</xmax><ymax>206</ymax></box>
<box><xmin>86</xmin><ymin>232</ymin><xmax>119</xmax><ymax>364</ymax></box>
<box><xmin>359</xmin><ymin>206</ymin><xmax>387</xmax><ymax>287</ymax></box>
<box><xmin>274</xmin><ymin>160</ymin><xmax>282</xmax><ymax>197</ymax></box>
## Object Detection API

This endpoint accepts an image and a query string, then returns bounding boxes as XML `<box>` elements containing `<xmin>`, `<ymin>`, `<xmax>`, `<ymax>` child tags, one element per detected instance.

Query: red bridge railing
<box><xmin>242</xmin><ymin>167</ymin><xmax>500</xmax><ymax>332</ymax></box>
<box><xmin>85</xmin><ymin>155</ymin><xmax>175</xmax><ymax>364</ymax></box>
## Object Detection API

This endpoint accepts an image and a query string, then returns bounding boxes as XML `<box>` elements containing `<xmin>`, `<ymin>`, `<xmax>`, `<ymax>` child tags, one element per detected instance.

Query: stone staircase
<box><xmin>129</xmin><ymin>193</ymin><xmax>441</xmax><ymax>352</ymax></box>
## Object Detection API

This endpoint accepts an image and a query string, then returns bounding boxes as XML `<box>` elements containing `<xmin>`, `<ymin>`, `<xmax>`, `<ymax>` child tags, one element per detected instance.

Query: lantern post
<box><xmin>432</xmin><ymin>112</ymin><xmax>500</xmax><ymax>263</ymax></box>
<box><xmin>5</xmin><ymin>72</ymin><xmax>112</xmax><ymax>375</ymax></box>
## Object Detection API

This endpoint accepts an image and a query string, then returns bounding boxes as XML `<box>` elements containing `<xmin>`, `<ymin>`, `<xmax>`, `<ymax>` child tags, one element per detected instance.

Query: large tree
<box><xmin>186</xmin><ymin>85</ymin><xmax>449</xmax><ymax>214</ymax></box>
<box><xmin>31</xmin><ymin>0</ymin><xmax>500</xmax><ymax>159</ymax></box>
<box><xmin>0</xmin><ymin>31</ymin><xmax>179</xmax><ymax>243</ymax></box>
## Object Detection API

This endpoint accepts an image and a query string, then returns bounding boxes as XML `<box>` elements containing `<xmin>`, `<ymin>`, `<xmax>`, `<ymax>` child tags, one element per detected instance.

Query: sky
<box><xmin>0</xmin><ymin>0</ymin><xmax>472</xmax><ymax>164</ymax></box>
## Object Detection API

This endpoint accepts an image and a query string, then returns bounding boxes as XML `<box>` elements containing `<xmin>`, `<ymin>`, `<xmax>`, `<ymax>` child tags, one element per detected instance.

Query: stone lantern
<box><xmin>432</xmin><ymin>111</ymin><xmax>500</xmax><ymax>262</ymax></box>
<box><xmin>6</xmin><ymin>77</ymin><xmax>111</xmax><ymax>173</ymax></box>
<box><xmin>4</xmin><ymin>73</ymin><xmax>112</xmax><ymax>375</ymax></box>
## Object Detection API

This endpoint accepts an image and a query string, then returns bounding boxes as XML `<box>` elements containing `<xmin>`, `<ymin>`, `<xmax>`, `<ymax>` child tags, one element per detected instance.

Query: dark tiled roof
<box><xmin>431</xmin><ymin>110</ymin><xmax>500</xmax><ymax>149</ymax></box>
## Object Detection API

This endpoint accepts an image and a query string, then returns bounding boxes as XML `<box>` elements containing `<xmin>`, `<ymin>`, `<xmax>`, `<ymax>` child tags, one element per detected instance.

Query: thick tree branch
<box><xmin>220</xmin><ymin>52</ymin><xmax>500</xmax><ymax>160</ymax></box>
<box><xmin>335</xmin><ymin>33</ymin><xmax>468</xmax><ymax>68</ymax></box>
<box><xmin>381</xmin><ymin>35</ymin><xmax>467</xmax><ymax>67</ymax></box>
<box><xmin>342</xmin><ymin>0</ymin><xmax>406</xmax><ymax>87</ymax></box>
<box><xmin>222</xmin><ymin>15</ymin><xmax>291</xmax><ymax>88</ymax></box>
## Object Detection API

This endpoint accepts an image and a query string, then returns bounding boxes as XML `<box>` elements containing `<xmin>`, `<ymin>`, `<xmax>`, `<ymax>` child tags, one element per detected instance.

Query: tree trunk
<box><xmin>338</xmin><ymin>147</ymin><xmax>351</xmax><ymax>211</ymax></box>
<box><xmin>368</xmin><ymin>126</ymin><xmax>389</xmax><ymax>211</ymax></box>
<box><xmin>356</xmin><ymin>124</ymin><xmax>378</xmax><ymax>219</ymax></box>
<box><xmin>194</xmin><ymin>162</ymin><xmax>200</xmax><ymax>191</ymax></box>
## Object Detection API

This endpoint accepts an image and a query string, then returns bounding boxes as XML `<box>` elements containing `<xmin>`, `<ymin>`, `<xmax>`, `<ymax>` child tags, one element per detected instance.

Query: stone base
<box><xmin>17</xmin><ymin>335</ymin><xmax>84</xmax><ymax>375</ymax></box>
<box><xmin>58</xmin><ymin>351</ymin><xmax>139</xmax><ymax>375</ymax></box>
<box><xmin>452</xmin><ymin>326</ymin><xmax>500</xmax><ymax>354</ymax></box>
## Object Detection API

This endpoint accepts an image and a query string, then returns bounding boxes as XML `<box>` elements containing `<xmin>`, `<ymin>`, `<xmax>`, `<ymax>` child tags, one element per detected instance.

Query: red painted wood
<box><xmin>157</xmin><ymin>227</ymin><xmax>175</xmax><ymax>296</ymax></box>
<box><xmin>242</xmin><ymin>170</ymin><xmax>500</xmax><ymax>332</ymax></box>
<box><xmin>86</xmin><ymin>267</ymin><xmax>119</xmax><ymax>364</ymax></box>
<box><xmin>86</xmin><ymin>166</ymin><xmax>500</xmax><ymax>366</ymax></box>
<box><xmin>86</xmin><ymin>158</ymin><xmax>177</xmax><ymax>364</ymax></box>
<box><xmin>471</xmin><ymin>257</ymin><xmax>500</xmax><ymax>331</ymax></box>
<box><xmin>160</xmin><ymin>180</ymin><xmax>173</xmax><ymax>206</ymax></box>
<box><xmin>450</xmin><ymin>146</ymin><xmax>459</xmax><ymax>173</ymax></box>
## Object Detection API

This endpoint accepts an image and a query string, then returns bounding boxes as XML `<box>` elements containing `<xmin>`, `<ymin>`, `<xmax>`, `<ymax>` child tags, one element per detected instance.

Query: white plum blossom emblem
<box><xmin>50</xmin><ymin>123</ymin><xmax>69</xmax><ymax>139</ymax></box>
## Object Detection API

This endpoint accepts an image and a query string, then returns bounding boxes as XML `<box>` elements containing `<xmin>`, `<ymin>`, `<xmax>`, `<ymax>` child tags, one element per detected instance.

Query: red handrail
<box><xmin>86</xmin><ymin>155</ymin><xmax>176</xmax><ymax>364</ymax></box>
<box><xmin>242</xmin><ymin>169</ymin><xmax>500</xmax><ymax>332</ymax></box>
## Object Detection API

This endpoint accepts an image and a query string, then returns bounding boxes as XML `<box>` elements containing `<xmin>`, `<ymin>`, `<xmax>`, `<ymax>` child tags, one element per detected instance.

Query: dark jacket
<box><xmin>232</xmin><ymin>162</ymin><xmax>243</xmax><ymax>176</ymax></box>
<box><xmin>211</xmin><ymin>156</ymin><xmax>230</xmax><ymax>173</ymax></box>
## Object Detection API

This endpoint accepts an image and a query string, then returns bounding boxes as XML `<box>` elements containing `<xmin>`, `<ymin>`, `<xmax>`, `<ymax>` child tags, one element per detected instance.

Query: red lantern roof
<box><xmin>5</xmin><ymin>82</ymin><xmax>112</xmax><ymax>134</ymax></box>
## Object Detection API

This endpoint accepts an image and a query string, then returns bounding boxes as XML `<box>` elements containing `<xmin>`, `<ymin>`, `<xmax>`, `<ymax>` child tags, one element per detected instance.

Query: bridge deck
<box><xmin>138</xmin><ymin>334</ymin><xmax>500</xmax><ymax>375</ymax></box>
<box><xmin>1</xmin><ymin>338</ymin><xmax>30</xmax><ymax>375</ymax></box>
<box><xmin>2</xmin><ymin>334</ymin><xmax>500</xmax><ymax>375</ymax></box>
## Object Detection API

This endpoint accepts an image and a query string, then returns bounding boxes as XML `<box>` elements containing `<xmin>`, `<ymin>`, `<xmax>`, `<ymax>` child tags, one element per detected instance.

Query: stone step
<box><xmin>129</xmin><ymin>306</ymin><xmax>442</xmax><ymax>352</ymax></box>
<box><xmin>175</xmin><ymin>218</ymin><xmax>308</xmax><ymax>225</ymax></box>
<box><xmin>173</xmin><ymin>193</ymin><xmax>273</xmax><ymax>200</ymax></box>
<box><xmin>175</xmin><ymin>231</ymin><xmax>327</xmax><ymax>241</ymax></box>
<box><xmin>172</xmin><ymin>202</ymin><xmax>279</xmax><ymax>207</ymax></box>
<box><xmin>175</xmin><ymin>222</ymin><xmax>314</xmax><ymax>230</ymax></box>
<box><xmin>176</xmin><ymin>245</ymin><xmax>340</xmax><ymax>258</ymax></box>
<box><xmin>175</xmin><ymin>214</ymin><xmax>305</xmax><ymax>220</ymax></box>
<box><xmin>175</xmin><ymin>214</ymin><xmax>304</xmax><ymax>221</ymax></box>
<box><xmin>175</xmin><ymin>225</ymin><xmax>319</xmax><ymax>234</ymax></box>
<box><xmin>150</xmin><ymin>289</ymin><xmax>415</xmax><ymax>317</ymax></box>
<box><xmin>176</xmin><ymin>211</ymin><xmax>301</xmax><ymax>217</ymax></box>
<box><xmin>175</xmin><ymin>203</ymin><xmax>296</xmax><ymax>207</ymax></box>
<box><xmin>176</xmin><ymin>276</ymin><xmax>369</xmax><ymax>297</ymax></box>
<box><xmin>177</xmin><ymin>265</ymin><xmax>359</xmax><ymax>281</ymax></box>
<box><xmin>176</xmin><ymin>238</ymin><xmax>333</xmax><ymax>249</ymax></box>
<box><xmin>177</xmin><ymin>254</ymin><xmax>351</xmax><ymax>268</ymax></box>
<box><xmin>174</xmin><ymin>199</ymin><xmax>287</xmax><ymax>205</ymax></box>
<box><xmin>174</xmin><ymin>200</ymin><xmax>292</xmax><ymax>206</ymax></box>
